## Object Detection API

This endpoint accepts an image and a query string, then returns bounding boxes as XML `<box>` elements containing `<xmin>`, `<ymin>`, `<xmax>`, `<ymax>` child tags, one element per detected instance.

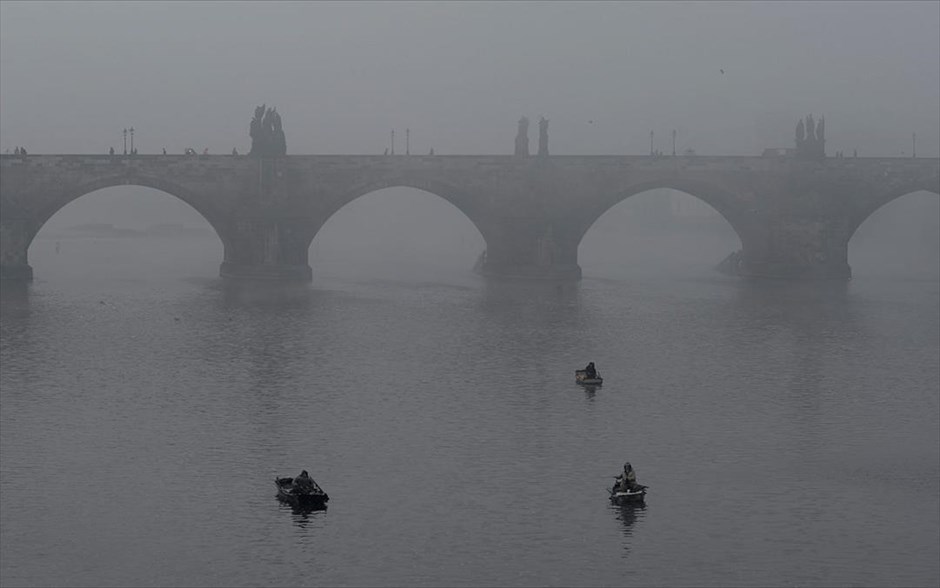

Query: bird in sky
<box><xmin>720</xmin><ymin>69</ymin><xmax>725</xmax><ymax>74</ymax></box>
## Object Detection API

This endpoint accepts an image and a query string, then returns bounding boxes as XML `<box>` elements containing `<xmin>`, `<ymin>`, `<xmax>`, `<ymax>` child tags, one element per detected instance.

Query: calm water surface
<box><xmin>2</xmin><ymin>236</ymin><xmax>938</xmax><ymax>587</ymax></box>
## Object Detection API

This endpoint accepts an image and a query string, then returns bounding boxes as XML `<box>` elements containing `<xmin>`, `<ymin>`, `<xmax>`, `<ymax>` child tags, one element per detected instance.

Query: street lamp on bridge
<box><xmin>130</xmin><ymin>127</ymin><xmax>135</xmax><ymax>154</ymax></box>
<box><xmin>123</xmin><ymin>128</ymin><xmax>127</xmax><ymax>155</ymax></box>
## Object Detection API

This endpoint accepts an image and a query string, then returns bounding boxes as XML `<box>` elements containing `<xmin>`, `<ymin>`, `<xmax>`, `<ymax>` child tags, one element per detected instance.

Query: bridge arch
<box><xmin>308</xmin><ymin>179</ymin><xmax>487</xmax><ymax>277</ymax></box>
<box><xmin>574</xmin><ymin>179</ymin><xmax>752</xmax><ymax>248</ymax></box>
<box><xmin>847</xmin><ymin>187</ymin><xmax>940</xmax><ymax>277</ymax></box>
<box><xmin>308</xmin><ymin>175</ymin><xmax>490</xmax><ymax>248</ymax></box>
<box><xmin>577</xmin><ymin>184</ymin><xmax>744</xmax><ymax>277</ymax></box>
<box><xmin>574</xmin><ymin>179</ymin><xmax>752</xmax><ymax>262</ymax></box>
<box><xmin>14</xmin><ymin>175</ymin><xmax>229</xmax><ymax>282</ymax></box>
<box><xmin>847</xmin><ymin>184</ymin><xmax>940</xmax><ymax>241</ymax></box>
<box><xmin>29</xmin><ymin>174</ymin><xmax>228</xmax><ymax>250</ymax></box>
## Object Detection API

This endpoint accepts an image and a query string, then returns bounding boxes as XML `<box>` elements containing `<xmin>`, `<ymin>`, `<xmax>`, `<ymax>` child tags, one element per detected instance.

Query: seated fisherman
<box><xmin>584</xmin><ymin>362</ymin><xmax>597</xmax><ymax>379</ymax></box>
<box><xmin>614</xmin><ymin>462</ymin><xmax>639</xmax><ymax>492</ymax></box>
<box><xmin>293</xmin><ymin>470</ymin><xmax>316</xmax><ymax>492</ymax></box>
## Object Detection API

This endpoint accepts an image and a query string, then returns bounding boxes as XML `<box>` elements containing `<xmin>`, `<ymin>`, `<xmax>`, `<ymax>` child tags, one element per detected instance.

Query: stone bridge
<box><xmin>1</xmin><ymin>153</ymin><xmax>938</xmax><ymax>282</ymax></box>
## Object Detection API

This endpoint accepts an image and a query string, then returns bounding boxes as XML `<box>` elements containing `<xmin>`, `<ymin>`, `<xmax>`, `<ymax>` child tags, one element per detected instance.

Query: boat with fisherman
<box><xmin>575</xmin><ymin>361</ymin><xmax>602</xmax><ymax>386</ymax></box>
<box><xmin>608</xmin><ymin>462</ymin><xmax>647</xmax><ymax>505</ymax></box>
<box><xmin>275</xmin><ymin>470</ymin><xmax>329</xmax><ymax>509</ymax></box>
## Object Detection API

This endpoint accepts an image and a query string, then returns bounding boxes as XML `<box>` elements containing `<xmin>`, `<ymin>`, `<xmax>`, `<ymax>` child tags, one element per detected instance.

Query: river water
<box><xmin>1</xmin><ymin>211</ymin><xmax>938</xmax><ymax>587</ymax></box>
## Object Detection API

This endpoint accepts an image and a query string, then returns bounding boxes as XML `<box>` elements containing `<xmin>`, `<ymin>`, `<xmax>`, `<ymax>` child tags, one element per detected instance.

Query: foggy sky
<box><xmin>1</xmin><ymin>1</ymin><xmax>938</xmax><ymax>157</ymax></box>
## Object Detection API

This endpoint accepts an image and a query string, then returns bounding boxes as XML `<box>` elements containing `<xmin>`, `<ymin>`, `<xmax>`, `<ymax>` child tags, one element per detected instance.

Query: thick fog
<box><xmin>2</xmin><ymin>1</ymin><xmax>938</xmax><ymax>280</ymax></box>
<box><xmin>2</xmin><ymin>1</ymin><xmax>938</xmax><ymax>156</ymax></box>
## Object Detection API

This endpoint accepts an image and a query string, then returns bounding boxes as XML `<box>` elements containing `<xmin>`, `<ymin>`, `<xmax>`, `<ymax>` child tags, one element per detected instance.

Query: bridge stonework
<box><xmin>1</xmin><ymin>154</ymin><xmax>937</xmax><ymax>282</ymax></box>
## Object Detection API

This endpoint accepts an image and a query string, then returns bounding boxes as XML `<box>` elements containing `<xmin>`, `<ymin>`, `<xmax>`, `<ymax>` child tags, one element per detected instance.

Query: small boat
<box><xmin>608</xmin><ymin>486</ymin><xmax>647</xmax><ymax>505</ymax></box>
<box><xmin>575</xmin><ymin>369</ymin><xmax>603</xmax><ymax>386</ymax></box>
<box><xmin>275</xmin><ymin>476</ymin><xmax>329</xmax><ymax>509</ymax></box>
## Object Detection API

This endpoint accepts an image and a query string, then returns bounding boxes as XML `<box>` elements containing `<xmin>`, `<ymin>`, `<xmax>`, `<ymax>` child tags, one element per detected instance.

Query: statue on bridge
<box><xmin>515</xmin><ymin>116</ymin><xmax>530</xmax><ymax>157</ymax></box>
<box><xmin>538</xmin><ymin>116</ymin><xmax>549</xmax><ymax>157</ymax></box>
<box><xmin>249</xmin><ymin>105</ymin><xmax>287</xmax><ymax>157</ymax></box>
<box><xmin>269</xmin><ymin>108</ymin><xmax>287</xmax><ymax>156</ymax></box>
<box><xmin>249</xmin><ymin>104</ymin><xmax>266</xmax><ymax>154</ymax></box>
<box><xmin>795</xmin><ymin>114</ymin><xmax>825</xmax><ymax>161</ymax></box>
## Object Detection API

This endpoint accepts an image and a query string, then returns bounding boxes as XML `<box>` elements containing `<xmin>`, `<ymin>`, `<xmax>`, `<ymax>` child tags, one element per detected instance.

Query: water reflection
<box><xmin>0</xmin><ymin>280</ymin><xmax>31</xmax><ymax>318</ymax></box>
<box><xmin>728</xmin><ymin>277</ymin><xmax>863</xmax><ymax>426</ymax></box>
<box><xmin>194</xmin><ymin>280</ymin><xmax>334</xmax><ymax>449</ymax></box>
<box><xmin>478</xmin><ymin>278</ymin><xmax>586</xmax><ymax>347</ymax></box>
<box><xmin>277</xmin><ymin>500</ymin><xmax>328</xmax><ymax>529</ymax></box>
<box><xmin>219</xmin><ymin>279</ymin><xmax>316</xmax><ymax>309</ymax></box>
<box><xmin>731</xmin><ymin>278</ymin><xmax>853</xmax><ymax>322</ymax></box>
<box><xmin>610</xmin><ymin>502</ymin><xmax>647</xmax><ymax>556</ymax></box>
<box><xmin>0</xmin><ymin>282</ymin><xmax>40</xmax><ymax>393</ymax></box>
<box><xmin>480</xmin><ymin>278</ymin><xmax>582</xmax><ymax>309</ymax></box>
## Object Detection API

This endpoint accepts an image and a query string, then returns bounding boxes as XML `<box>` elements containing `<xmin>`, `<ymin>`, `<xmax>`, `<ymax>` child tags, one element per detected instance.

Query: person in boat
<box><xmin>614</xmin><ymin>462</ymin><xmax>639</xmax><ymax>492</ymax></box>
<box><xmin>584</xmin><ymin>362</ymin><xmax>597</xmax><ymax>379</ymax></box>
<box><xmin>292</xmin><ymin>470</ymin><xmax>317</xmax><ymax>492</ymax></box>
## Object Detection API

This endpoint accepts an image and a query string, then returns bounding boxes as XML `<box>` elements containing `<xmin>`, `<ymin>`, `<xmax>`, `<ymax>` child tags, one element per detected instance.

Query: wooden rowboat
<box><xmin>275</xmin><ymin>476</ymin><xmax>329</xmax><ymax>509</ymax></box>
<box><xmin>575</xmin><ymin>369</ymin><xmax>603</xmax><ymax>386</ymax></box>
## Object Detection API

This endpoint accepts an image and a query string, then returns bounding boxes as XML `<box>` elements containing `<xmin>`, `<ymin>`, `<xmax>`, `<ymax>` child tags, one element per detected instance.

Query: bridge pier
<box><xmin>478</xmin><ymin>221</ymin><xmax>582</xmax><ymax>281</ymax></box>
<box><xmin>739</xmin><ymin>218</ymin><xmax>852</xmax><ymax>280</ymax></box>
<box><xmin>218</xmin><ymin>219</ymin><xmax>313</xmax><ymax>282</ymax></box>
<box><xmin>0</xmin><ymin>219</ymin><xmax>35</xmax><ymax>282</ymax></box>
